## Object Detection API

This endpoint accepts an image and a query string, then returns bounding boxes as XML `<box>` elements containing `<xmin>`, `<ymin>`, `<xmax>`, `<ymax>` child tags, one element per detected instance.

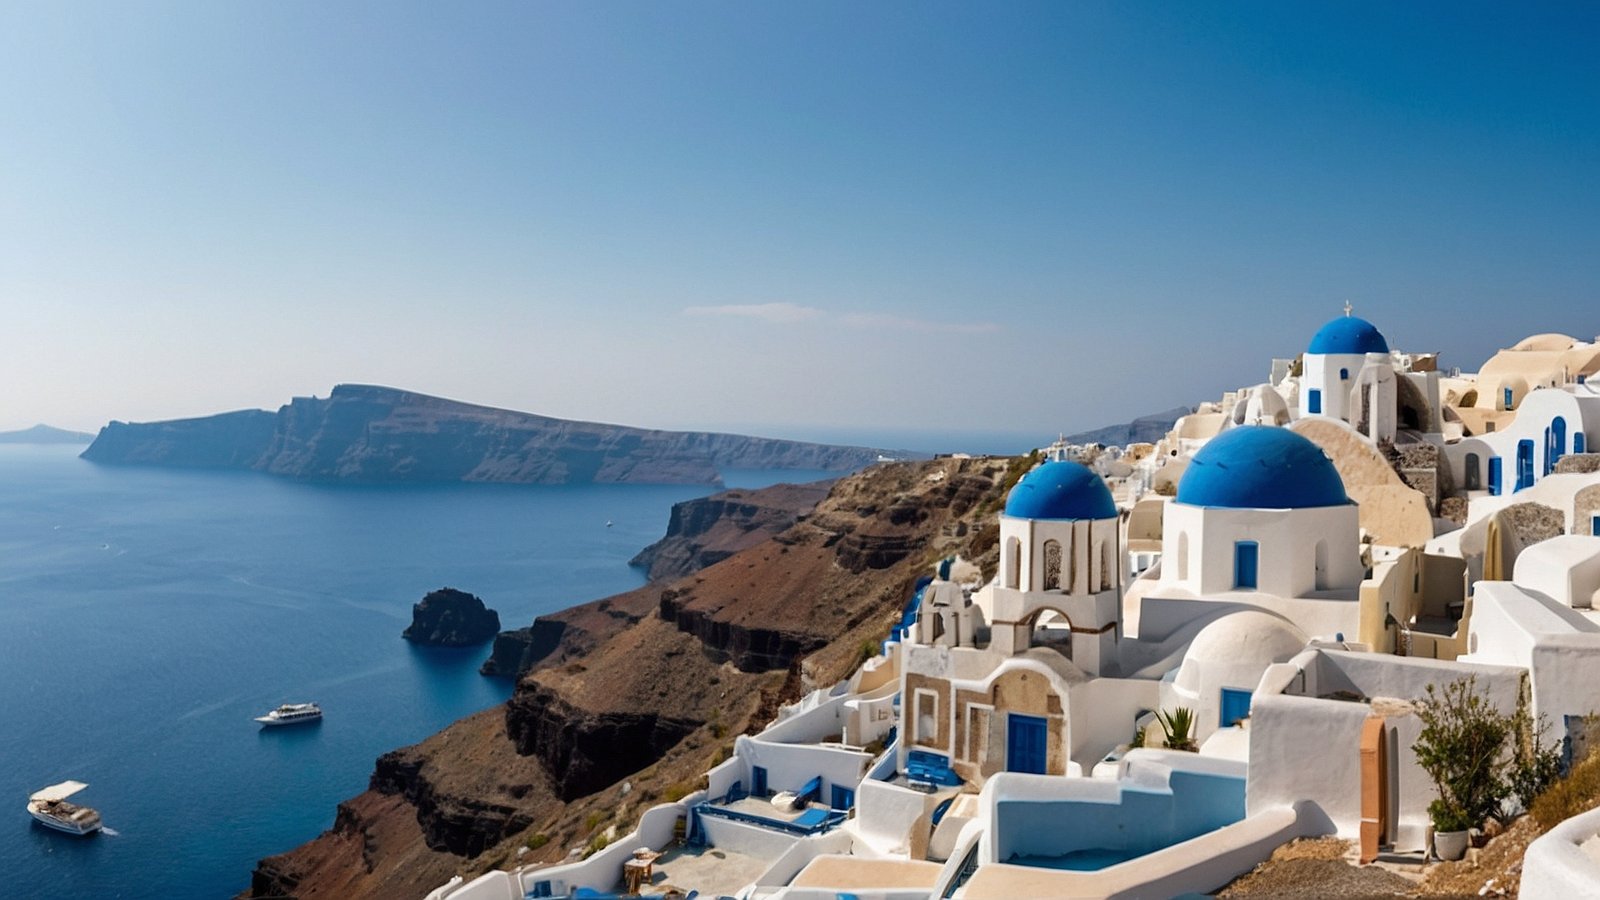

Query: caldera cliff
<box><xmin>83</xmin><ymin>384</ymin><xmax>910</xmax><ymax>485</ymax></box>
<box><xmin>628</xmin><ymin>479</ymin><xmax>835</xmax><ymax>582</ymax></box>
<box><xmin>243</xmin><ymin>455</ymin><xmax>1018</xmax><ymax>899</ymax></box>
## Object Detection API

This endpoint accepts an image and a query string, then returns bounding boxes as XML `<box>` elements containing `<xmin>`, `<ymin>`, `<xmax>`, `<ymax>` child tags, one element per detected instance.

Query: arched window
<box><xmin>1042</xmin><ymin>540</ymin><xmax>1062</xmax><ymax>591</ymax></box>
<box><xmin>1339</xmin><ymin>368</ymin><xmax>1349</xmax><ymax>380</ymax></box>
<box><xmin>1464</xmin><ymin>453</ymin><xmax>1481</xmax><ymax>491</ymax></box>
<box><xmin>1314</xmin><ymin>539</ymin><xmax>1329</xmax><ymax>591</ymax></box>
<box><xmin>1067</xmin><ymin>525</ymin><xmax>1078</xmax><ymax>593</ymax></box>
<box><xmin>1005</xmin><ymin>537</ymin><xmax>1021</xmax><ymax>589</ymax></box>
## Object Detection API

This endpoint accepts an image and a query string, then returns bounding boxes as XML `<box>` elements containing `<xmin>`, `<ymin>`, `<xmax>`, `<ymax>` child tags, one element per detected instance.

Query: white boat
<box><xmin>28</xmin><ymin>781</ymin><xmax>102</xmax><ymax>836</ymax></box>
<box><xmin>254</xmin><ymin>702</ymin><xmax>323</xmax><ymax>726</ymax></box>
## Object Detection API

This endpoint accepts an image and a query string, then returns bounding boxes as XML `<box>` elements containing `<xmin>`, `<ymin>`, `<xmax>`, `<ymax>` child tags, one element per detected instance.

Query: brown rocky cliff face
<box><xmin>243</xmin><ymin>457</ymin><xmax>1010</xmax><ymax>899</ymax></box>
<box><xmin>629</xmin><ymin>480</ymin><xmax>835</xmax><ymax>581</ymax></box>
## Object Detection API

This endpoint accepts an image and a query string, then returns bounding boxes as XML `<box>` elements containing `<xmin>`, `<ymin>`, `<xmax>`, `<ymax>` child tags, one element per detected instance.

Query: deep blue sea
<box><xmin>0</xmin><ymin>445</ymin><xmax>843</xmax><ymax>899</ymax></box>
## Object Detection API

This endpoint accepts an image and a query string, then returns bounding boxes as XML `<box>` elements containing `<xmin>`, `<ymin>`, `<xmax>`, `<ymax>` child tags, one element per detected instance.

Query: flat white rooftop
<box><xmin>640</xmin><ymin>845</ymin><xmax>769</xmax><ymax>897</ymax></box>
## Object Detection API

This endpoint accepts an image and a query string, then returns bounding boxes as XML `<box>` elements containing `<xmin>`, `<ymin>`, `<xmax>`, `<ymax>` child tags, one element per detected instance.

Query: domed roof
<box><xmin>1308</xmin><ymin>315</ymin><xmax>1389</xmax><ymax>355</ymax></box>
<box><xmin>1003</xmin><ymin>460</ymin><xmax>1116</xmax><ymax>521</ymax></box>
<box><xmin>1176</xmin><ymin>426</ymin><xmax>1348</xmax><ymax>509</ymax></box>
<box><xmin>1175</xmin><ymin>611</ymin><xmax>1308</xmax><ymax>693</ymax></box>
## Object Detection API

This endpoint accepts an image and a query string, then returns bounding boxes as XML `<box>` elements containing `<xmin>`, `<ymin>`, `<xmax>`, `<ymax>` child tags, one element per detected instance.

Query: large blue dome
<box><xmin>1003</xmin><ymin>460</ymin><xmax>1117</xmax><ymax>520</ymax></box>
<box><xmin>1308</xmin><ymin>316</ymin><xmax>1389</xmax><ymax>355</ymax></box>
<box><xmin>1177</xmin><ymin>426</ymin><xmax>1348</xmax><ymax>509</ymax></box>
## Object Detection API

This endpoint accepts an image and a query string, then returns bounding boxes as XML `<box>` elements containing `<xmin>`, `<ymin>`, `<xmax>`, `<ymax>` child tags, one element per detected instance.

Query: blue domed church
<box><xmin>1148</xmin><ymin>426</ymin><xmax>1365</xmax><ymax>640</ymax></box>
<box><xmin>988</xmin><ymin>459</ymin><xmax>1123</xmax><ymax>674</ymax></box>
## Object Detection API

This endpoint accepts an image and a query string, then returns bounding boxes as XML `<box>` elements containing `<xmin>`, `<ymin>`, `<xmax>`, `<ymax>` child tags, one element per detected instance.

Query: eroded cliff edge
<box><xmin>627</xmin><ymin>479</ymin><xmax>835</xmax><ymax>582</ymax></box>
<box><xmin>83</xmin><ymin>384</ymin><xmax>909</xmax><ymax>485</ymax></box>
<box><xmin>243</xmin><ymin>456</ymin><xmax>1015</xmax><ymax>899</ymax></box>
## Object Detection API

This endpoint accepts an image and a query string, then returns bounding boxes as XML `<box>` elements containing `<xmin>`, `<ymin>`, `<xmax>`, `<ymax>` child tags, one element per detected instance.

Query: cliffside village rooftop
<box><xmin>428</xmin><ymin>314</ymin><xmax>1600</xmax><ymax>900</ymax></box>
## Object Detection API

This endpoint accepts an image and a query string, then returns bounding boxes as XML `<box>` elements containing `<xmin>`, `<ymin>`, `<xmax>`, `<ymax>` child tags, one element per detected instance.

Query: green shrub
<box><xmin>524</xmin><ymin>832</ymin><xmax>549</xmax><ymax>850</ymax></box>
<box><xmin>582</xmin><ymin>832</ymin><xmax>610</xmax><ymax>859</ymax></box>
<box><xmin>583</xmin><ymin>811</ymin><xmax>606</xmax><ymax>833</ymax></box>
<box><xmin>662</xmin><ymin>780</ymin><xmax>695</xmax><ymax>802</ymax></box>
<box><xmin>1509</xmin><ymin>694</ymin><xmax>1563</xmax><ymax>812</ymax></box>
<box><xmin>1412</xmin><ymin>677</ymin><xmax>1510</xmax><ymax>832</ymax></box>
<box><xmin>857</xmin><ymin>638</ymin><xmax>880</xmax><ymax>666</ymax></box>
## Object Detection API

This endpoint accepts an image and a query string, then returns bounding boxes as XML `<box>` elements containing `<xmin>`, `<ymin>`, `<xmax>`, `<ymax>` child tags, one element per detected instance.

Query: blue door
<box><xmin>1308</xmin><ymin>389</ymin><xmax>1322</xmax><ymax>414</ymax></box>
<box><xmin>1577</xmin><ymin>433</ymin><xmax>1587</xmax><ymax>454</ymax></box>
<box><xmin>1220</xmin><ymin>688</ymin><xmax>1252</xmax><ymax>727</ymax></box>
<box><xmin>751</xmin><ymin>765</ymin><xmax>768</xmax><ymax>796</ymax></box>
<box><xmin>830</xmin><ymin>784</ymin><xmax>856</xmax><ymax>810</ymax></box>
<box><xmin>1234</xmin><ymin>541</ymin><xmax>1259</xmax><ymax>589</ymax></box>
<box><xmin>1517</xmin><ymin>440</ymin><xmax>1535</xmax><ymax>491</ymax></box>
<box><xmin>1489</xmin><ymin>457</ymin><xmax>1503</xmax><ymax>496</ymax></box>
<box><xmin>1007</xmin><ymin>714</ymin><xmax>1048</xmax><ymax>774</ymax></box>
<box><xmin>1504</xmin><ymin>387</ymin><xmax>1515</xmax><ymax>409</ymax></box>
<box><xmin>1593</xmin><ymin>515</ymin><xmax>1599</xmax><ymax>537</ymax></box>
<box><xmin>1554</xmin><ymin>418</ymin><xmax>1568</xmax><ymax>466</ymax></box>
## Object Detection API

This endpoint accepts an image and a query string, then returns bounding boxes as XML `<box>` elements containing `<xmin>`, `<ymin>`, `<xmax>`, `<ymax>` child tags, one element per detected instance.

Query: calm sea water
<box><xmin>0</xmin><ymin>446</ymin><xmax>840</xmax><ymax>899</ymax></box>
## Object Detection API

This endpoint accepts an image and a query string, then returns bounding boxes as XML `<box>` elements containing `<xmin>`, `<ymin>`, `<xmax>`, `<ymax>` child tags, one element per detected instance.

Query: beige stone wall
<box><xmin>1347</xmin><ymin>485</ymin><xmax>1434</xmax><ymax>548</ymax></box>
<box><xmin>1579</xmin><ymin>485</ymin><xmax>1600</xmax><ymax>535</ymax></box>
<box><xmin>1292</xmin><ymin>418</ymin><xmax>1434</xmax><ymax>547</ymax></box>
<box><xmin>1357</xmin><ymin>549</ymin><xmax>1468</xmax><ymax>659</ymax></box>
<box><xmin>905</xmin><ymin>672</ymin><xmax>951</xmax><ymax>754</ymax></box>
<box><xmin>947</xmin><ymin>668</ymin><xmax>1067</xmax><ymax>784</ymax></box>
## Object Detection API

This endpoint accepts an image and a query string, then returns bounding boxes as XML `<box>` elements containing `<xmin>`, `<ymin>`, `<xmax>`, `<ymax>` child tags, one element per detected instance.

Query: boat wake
<box><xmin>100</xmin><ymin>827</ymin><xmax>120</xmax><ymax>837</ymax></box>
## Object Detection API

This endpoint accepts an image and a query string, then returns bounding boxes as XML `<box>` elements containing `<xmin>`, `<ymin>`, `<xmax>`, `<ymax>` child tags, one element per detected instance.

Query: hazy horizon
<box><xmin>4</xmin><ymin>2</ymin><xmax>1596</xmax><ymax>435</ymax></box>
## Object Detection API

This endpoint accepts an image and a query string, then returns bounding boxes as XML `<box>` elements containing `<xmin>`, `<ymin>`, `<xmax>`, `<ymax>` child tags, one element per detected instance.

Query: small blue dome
<box><xmin>1003</xmin><ymin>460</ymin><xmax>1116</xmax><ymax>520</ymax></box>
<box><xmin>1177</xmin><ymin>426</ymin><xmax>1348</xmax><ymax>509</ymax></box>
<box><xmin>1308</xmin><ymin>316</ymin><xmax>1389</xmax><ymax>355</ymax></box>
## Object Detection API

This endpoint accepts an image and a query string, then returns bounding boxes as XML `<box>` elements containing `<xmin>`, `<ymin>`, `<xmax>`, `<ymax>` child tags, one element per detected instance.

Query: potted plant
<box><xmin>1427</xmin><ymin>799</ymin><xmax>1473</xmax><ymax>861</ymax></box>
<box><xmin>1155</xmin><ymin>707</ymin><xmax>1198</xmax><ymax>752</ymax></box>
<box><xmin>1412</xmin><ymin>677</ymin><xmax>1511</xmax><ymax>861</ymax></box>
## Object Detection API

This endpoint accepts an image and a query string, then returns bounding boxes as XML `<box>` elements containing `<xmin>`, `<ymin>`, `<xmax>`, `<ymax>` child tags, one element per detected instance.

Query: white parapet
<box><xmin>1523</xmin><ymin>806</ymin><xmax>1600</xmax><ymax>897</ymax></box>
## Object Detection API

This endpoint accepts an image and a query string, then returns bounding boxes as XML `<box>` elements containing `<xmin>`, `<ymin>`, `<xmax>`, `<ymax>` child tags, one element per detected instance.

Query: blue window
<box><xmin>1339</xmin><ymin>368</ymin><xmax>1349</xmax><ymax>380</ymax></box>
<box><xmin>1578</xmin><ymin>433</ymin><xmax>1587</xmax><ymax>454</ymax></box>
<box><xmin>1220</xmin><ymin>688</ymin><xmax>1252</xmax><ymax>727</ymax></box>
<box><xmin>831</xmin><ymin>784</ymin><xmax>856</xmax><ymax>810</ymax></box>
<box><xmin>1517</xmin><ymin>440</ymin><xmax>1535</xmax><ymax>491</ymax></box>
<box><xmin>1308</xmin><ymin>389</ymin><xmax>1322</xmax><ymax>414</ymax></box>
<box><xmin>1234</xmin><ymin>541</ymin><xmax>1259</xmax><ymax>589</ymax></box>
<box><xmin>1006</xmin><ymin>714</ymin><xmax>1048</xmax><ymax>774</ymax></box>
<box><xmin>1554</xmin><ymin>417</ymin><xmax>1568</xmax><ymax>464</ymax></box>
<box><xmin>1505</xmin><ymin>387</ymin><xmax>1515</xmax><ymax>409</ymax></box>
<box><xmin>1593</xmin><ymin>515</ymin><xmax>1599</xmax><ymax>536</ymax></box>
<box><xmin>751</xmin><ymin>765</ymin><xmax>768</xmax><ymax>796</ymax></box>
<box><xmin>1489</xmin><ymin>457</ymin><xmax>1503</xmax><ymax>496</ymax></box>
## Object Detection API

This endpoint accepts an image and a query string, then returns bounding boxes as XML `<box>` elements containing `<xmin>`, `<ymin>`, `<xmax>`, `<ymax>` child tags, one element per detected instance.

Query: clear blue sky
<box><xmin>3</xmin><ymin>2</ymin><xmax>1597</xmax><ymax>443</ymax></box>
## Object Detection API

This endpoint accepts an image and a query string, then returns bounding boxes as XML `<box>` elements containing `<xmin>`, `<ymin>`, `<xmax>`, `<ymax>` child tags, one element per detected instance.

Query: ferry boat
<box><xmin>254</xmin><ymin>702</ymin><xmax>323</xmax><ymax>727</ymax></box>
<box><xmin>28</xmin><ymin>781</ymin><xmax>102</xmax><ymax>835</ymax></box>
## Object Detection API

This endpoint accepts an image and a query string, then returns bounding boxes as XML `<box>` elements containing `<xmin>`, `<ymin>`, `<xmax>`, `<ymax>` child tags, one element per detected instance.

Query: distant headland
<box><xmin>79</xmin><ymin>384</ymin><xmax>917</xmax><ymax>485</ymax></box>
<box><xmin>0</xmin><ymin>424</ymin><xmax>95</xmax><ymax>444</ymax></box>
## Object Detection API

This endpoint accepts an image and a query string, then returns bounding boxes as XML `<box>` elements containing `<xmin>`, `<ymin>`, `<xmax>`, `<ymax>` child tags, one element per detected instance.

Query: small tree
<box><xmin>1412</xmin><ymin>677</ymin><xmax>1510</xmax><ymax>832</ymax></box>
<box><xmin>1507</xmin><ymin>693</ymin><xmax>1563</xmax><ymax>814</ymax></box>
<box><xmin>1156</xmin><ymin>707</ymin><xmax>1197</xmax><ymax>752</ymax></box>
